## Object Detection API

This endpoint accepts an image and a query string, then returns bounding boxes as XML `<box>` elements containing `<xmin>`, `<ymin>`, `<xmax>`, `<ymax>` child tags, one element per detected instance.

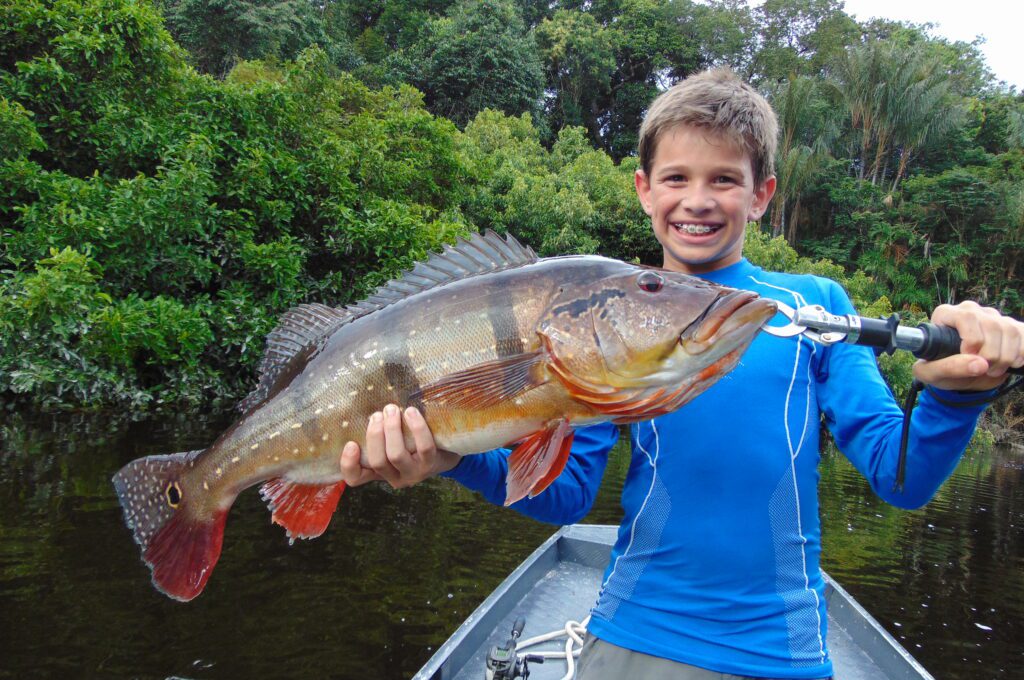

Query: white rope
<box><xmin>514</xmin><ymin>616</ymin><xmax>590</xmax><ymax>680</ymax></box>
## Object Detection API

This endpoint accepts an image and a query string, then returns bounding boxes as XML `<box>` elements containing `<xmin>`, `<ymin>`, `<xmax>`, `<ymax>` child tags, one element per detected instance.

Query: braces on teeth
<box><xmin>676</xmin><ymin>224</ymin><xmax>716</xmax><ymax>234</ymax></box>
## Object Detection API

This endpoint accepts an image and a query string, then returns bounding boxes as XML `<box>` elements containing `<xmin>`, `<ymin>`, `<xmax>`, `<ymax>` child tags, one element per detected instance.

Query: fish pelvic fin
<box><xmin>111</xmin><ymin>450</ymin><xmax>228</xmax><ymax>602</ymax></box>
<box><xmin>259</xmin><ymin>478</ymin><xmax>346</xmax><ymax>543</ymax></box>
<box><xmin>504</xmin><ymin>419</ymin><xmax>574</xmax><ymax>506</ymax></box>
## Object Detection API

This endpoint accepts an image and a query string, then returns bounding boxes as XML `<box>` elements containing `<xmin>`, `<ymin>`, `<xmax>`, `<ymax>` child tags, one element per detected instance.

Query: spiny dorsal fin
<box><xmin>237</xmin><ymin>231</ymin><xmax>536</xmax><ymax>414</ymax></box>
<box><xmin>345</xmin><ymin>230</ymin><xmax>537</xmax><ymax>318</ymax></box>
<box><xmin>237</xmin><ymin>303</ymin><xmax>351</xmax><ymax>414</ymax></box>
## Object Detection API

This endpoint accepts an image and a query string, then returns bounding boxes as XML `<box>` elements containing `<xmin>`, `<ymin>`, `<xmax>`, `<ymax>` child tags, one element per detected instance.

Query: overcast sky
<box><xmin>837</xmin><ymin>0</ymin><xmax>1023</xmax><ymax>90</ymax></box>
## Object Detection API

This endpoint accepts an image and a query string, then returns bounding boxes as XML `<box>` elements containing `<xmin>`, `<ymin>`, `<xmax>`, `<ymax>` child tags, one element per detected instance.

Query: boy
<box><xmin>340</xmin><ymin>69</ymin><xmax>1024</xmax><ymax>678</ymax></box>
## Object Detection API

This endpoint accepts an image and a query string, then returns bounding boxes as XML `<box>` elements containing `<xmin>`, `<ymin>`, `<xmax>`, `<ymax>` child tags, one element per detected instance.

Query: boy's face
<box><xmin>635</xmin><ymin>124</ymin><xmax>776</xmax><ymax>275</ymax></box>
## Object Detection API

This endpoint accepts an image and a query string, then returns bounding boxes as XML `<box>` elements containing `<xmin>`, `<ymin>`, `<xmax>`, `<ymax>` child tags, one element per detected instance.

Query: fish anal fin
<box><xmin>259</xmin><ymin>478</ymin><xmax>346</xmax><ymax>542</ymax></box>
<box><xmin>504</xmin><ymin>419</ymin><xmax>574</xmax><ymax>506</ymax></box>
<box><xmin>412</xmin><ymin>351</ymin><xmax>547</xmax><ymax>410</ymax></box>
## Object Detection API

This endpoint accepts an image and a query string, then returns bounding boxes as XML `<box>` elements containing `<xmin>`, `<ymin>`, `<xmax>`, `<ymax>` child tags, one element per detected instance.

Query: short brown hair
<box><xmin>637</xmin><ymin>68</ymin><xmax>778</xmax><ymax>186</ymax></box>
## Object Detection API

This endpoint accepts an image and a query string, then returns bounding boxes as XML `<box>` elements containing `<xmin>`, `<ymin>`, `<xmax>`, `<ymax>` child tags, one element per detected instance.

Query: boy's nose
<box><xmin>681</xmin><ymin>186</ymin><xmax>715</xmax><ymax>212</ymax></box>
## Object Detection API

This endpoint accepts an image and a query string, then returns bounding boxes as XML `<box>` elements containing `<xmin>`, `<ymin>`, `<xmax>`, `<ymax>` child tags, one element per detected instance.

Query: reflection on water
<box><xmin>1</xmin><ymin>410</ymin><xmax>1020</xmax><ymax>679</ymax></box>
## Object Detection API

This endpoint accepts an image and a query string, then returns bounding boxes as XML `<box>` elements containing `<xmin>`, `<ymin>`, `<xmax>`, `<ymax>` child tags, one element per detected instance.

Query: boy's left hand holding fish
<box><xmin>340</xmin><ymin>404</ymin><xmax>459</xmax><ymax>489</ymax></box>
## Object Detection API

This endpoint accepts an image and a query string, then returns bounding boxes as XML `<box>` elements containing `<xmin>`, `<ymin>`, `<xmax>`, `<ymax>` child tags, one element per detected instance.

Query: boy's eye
<box><xmin>714</xmin><ymin>175</ymin><xmax>737</xmax><ymax>184</ymax></box>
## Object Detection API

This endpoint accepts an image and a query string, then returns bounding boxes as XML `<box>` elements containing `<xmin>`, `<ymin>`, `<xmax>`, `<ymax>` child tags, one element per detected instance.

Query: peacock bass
<box><xmin>112</xmin><ymin>231</ymin><xmax>777</xmax><ymax>601</ymax></box>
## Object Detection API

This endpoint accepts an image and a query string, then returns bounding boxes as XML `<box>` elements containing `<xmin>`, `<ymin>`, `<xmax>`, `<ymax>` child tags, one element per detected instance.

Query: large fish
<box><xmin>113</xmin><ymin>231</ymin><xmax>776</xmax><ymax>601</ymax></box>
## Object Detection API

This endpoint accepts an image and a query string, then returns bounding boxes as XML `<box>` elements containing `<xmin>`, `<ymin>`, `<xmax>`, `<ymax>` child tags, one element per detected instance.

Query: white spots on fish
<box><xmin>363</xmin><ymin>349</ymin><xmax>377</xmax><ymax>359</ymax></box>
<box><xmin>366</xmin><ymin>384</ymin><xmax>374</xmax><ymax>391</ymax></box>
<box><xmin>273</xmin><ymin>455</ymin><xmax>280</xmax><ymax>462</ymax></box>
<box><xmin>378</xmin><ymin>359</ymin><xmax>384</xmax><ymax>366</ymax></box>
<box><xmin>373</xmin><ymin>341</ymin><xmax>379</xmax><ymax>347</ymax></box>
<box><xmin>315</xmin><ymin>408</ymin><xmax>323</xmax><ymax>415</ymax></box>
<box><xmin>291</xmin><ymin>423</ymin><xmax>302</xmax><ymax>429</ymax></box>
<box><xmin>307</xmin><ymin>445</ymin><xmax>315</xmax><ymax>453</ymax></box>
<box><xmin>322</xmin><ymin>433</ymin><xmax>329</xmax><ymax>442</ymax></box>
<box><xmin>292</xmin><ymin>448</ymin><xmax>299</xmax><ymax>455</ymax></box>
<box><xmin>203</xmin><ymin>481</ymin><xmax>209</xmax><ymax>490</ymax></box>
<box><xmin>454</xmin><ymin>318</ymin><xmax>461</xmax><ymax>325</ymax></box>
<box><xmin>250</xmin><ymin>443</ymin><xmax>259</xmax><ymax>450</ymax></box>
<box><xmin>342</xmin><ymin>420</ymin><xmax>349</xmax><ymax>428</ymax></box>
<box><xmin>387</xmin><ymin>385</ymin><xmax>394</xmax><ymax>391</ymax></box>
<box><xmin>410</xmin><ymin>329</ymin><xmax>417</xmax><ymax>336</ymax></box>
<box><xmin>514</xmin><ymin>398</ymin><xmax>523</xmax><ymax>406</ymax></box>
<box><xmin>348</xmin><ymin>390</ymin><xmax>358</xmax><ymax>397</ymax></box>
<box><xmin>231</xmin><ymin>456</ymin><xmax>241</xmax><ymax>463</ymax></box>
<box><xmin>328</xmin><ymin>404</ymin><xmax>336</xmax><ymax>410</ymax></box>
<box><xmin>269</xmin><ymin>431</ymin><xmax>280</xmax><ymax>439</ymax></box>
<box><xmin>408</xmin><ymin>351</ymin><xmax>416</xmax><ymax>359</ymax></box>
<box><xmin>215</xmin><ymin>467</ymin><xmax>222</xmax><ymax>476</ymax></box>
<box><xmin>434</xmin><ymin>326</ymin><xmax>441</xmax><ymax>332</ymax></box>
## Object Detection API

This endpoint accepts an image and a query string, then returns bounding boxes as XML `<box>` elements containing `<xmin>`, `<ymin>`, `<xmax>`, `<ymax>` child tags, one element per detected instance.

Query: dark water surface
<box><xmin>1</xmin><ymin>410</ymin><xmax>1021</xmax><ymax>679</ymax></box>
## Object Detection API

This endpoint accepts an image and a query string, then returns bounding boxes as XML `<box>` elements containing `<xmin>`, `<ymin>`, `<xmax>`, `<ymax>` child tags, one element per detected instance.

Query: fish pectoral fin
<box><xmin>411</xmin><ymin>351</ymin><xmax>548</xmax><ymax>410</ymax></box>
<box><xmin>504</xmin><ymin>419</ymin><xmax>574</xmax><ymax>506</ymax></box>
<box><xmin>259</xmin><ymin>478</ymin><xmax>347</xmax><ymax>542</ymax></box>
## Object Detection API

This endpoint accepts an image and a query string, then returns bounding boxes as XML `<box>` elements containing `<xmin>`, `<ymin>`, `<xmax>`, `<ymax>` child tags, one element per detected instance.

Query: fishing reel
<box><xmin>485</xmin><ymin>617</ymin><xmax>544</xmax><ymax>680</ymax></box>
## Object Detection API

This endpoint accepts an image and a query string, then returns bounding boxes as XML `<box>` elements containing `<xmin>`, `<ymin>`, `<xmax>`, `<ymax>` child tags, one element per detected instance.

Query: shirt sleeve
<box><xmin>815</xmin><ymin>280</ymin><xmax>990</xmax><ymax>509</ymax></box>
<box><xmin>440</xmin><ymin>422</ymin><xmax>620</xmax><ymax>524</ymax></box>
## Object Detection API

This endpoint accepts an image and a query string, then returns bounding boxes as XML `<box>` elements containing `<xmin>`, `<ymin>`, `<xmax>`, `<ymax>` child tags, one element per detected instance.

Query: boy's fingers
<box><xmin>339</xmin><ymin>441</ymin><xmax>383</xmax><ymax>487</ymax></box>
<box><xmin>912</xmin><ymin>354</ymin><xmax>1003</xmax><ymax>392</ymax></box>
<box><xmin>382</xmin><ymin>404</ymin><xmax>417</xmax><ymax>482</ymax></box>
<box><xmin>365</xmin><ymin>411</ymin><xmax>402</xmax><ymax>486</ymax></box>
<box><xmin>403</xmin><ymin>407</ymin><xmax>437</xmax><ymax>463</ymax></box>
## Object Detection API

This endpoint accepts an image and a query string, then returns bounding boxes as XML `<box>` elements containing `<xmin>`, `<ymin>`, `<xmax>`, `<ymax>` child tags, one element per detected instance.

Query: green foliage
<box><xmin>0</xmin><ymin>247</ymin><xmax>216</xmax><ymax>407</ymax></box>
<box><xmin>0</xmin><ymin>0</ymin><xmax>474</xmax><ymax>409</ymax></box>
<box><xmin>399</xmin><ymin>0</ymin><xmax>544</xmax><ymax>127</ymax></box>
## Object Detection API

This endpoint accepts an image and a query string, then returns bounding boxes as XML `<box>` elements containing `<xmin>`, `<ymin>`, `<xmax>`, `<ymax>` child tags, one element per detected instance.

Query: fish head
<box><xmin>540</xmin><ymin>263</ymin><xmax>776</xmax><ymax>416</ymax></box>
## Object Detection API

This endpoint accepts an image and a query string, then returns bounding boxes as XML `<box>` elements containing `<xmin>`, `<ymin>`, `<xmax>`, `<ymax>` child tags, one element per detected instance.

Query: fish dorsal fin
<box><xmin>345</xmin><ymin>230</ymin><xmax>537</xmax><ymax>317</ymax></box>
<box><xmin>236</xmin><ymin>303</ymin><xmax>351</xmax><ymax>414</ymax></box>
<box><xmin>237</xmin><ymin>232</ymin><xmax>535</xmax><ymax>414</ymax></box>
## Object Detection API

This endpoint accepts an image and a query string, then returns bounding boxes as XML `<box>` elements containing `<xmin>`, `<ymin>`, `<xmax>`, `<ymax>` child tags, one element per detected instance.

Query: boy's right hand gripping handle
<box><xmin>856</xmin><ymin>314</ymin><xmax>1023</xmax><ymax>372</ymax></box>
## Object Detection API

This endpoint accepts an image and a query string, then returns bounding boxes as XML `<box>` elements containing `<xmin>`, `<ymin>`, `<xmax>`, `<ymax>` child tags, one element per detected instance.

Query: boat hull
<box><xmin>414</xmin><ymin>524</ymin><xmax>934</xmax><ymax>680</ymax></box>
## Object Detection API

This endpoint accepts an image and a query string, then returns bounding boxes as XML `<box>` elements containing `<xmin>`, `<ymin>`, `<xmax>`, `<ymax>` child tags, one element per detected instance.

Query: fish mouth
<box><xmin>681</xmin><ymin>291</ymin><xmax>777</xmax><ymax>354</ymax></box>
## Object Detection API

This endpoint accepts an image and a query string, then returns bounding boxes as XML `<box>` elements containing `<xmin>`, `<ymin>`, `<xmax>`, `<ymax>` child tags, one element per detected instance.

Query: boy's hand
<box><xmin>339</xmin><ymin>404</ymin><xmax>460</xmax><ymax>489</ymax></box>
<box><xmin>912</xmin><ymin>301</ymin><xmax>1024</xmax><ymax>392</ymax></box>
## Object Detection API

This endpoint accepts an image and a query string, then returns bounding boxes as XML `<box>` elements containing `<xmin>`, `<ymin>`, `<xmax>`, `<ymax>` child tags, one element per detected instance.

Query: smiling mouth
<box><xmin>672</xmin><ymin>222</ymin><xmax>723</xmax><ymax>236</ymax></box>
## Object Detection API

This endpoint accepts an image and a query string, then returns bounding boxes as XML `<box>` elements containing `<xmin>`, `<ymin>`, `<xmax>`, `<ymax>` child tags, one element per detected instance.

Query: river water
<box><xmin>1</xmin><ymin>410</ymin><xmax>1021</xmax><ymax>679</ymax></box>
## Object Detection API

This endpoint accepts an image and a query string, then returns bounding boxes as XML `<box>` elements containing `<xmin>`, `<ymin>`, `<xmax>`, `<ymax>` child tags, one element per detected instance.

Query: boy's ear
<box><xmin>635</xmin><ymin>169</ymin><xmax>653</xmax><ymax>216</ymax></box>
<box><xmin>747</xmin><ymin>175</ymin><xmax>777</xmax><ymax>221</ymax></box>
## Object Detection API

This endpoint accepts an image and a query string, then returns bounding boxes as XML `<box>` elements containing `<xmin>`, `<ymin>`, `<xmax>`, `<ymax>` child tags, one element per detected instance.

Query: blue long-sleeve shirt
<box><xmin>443</xmin><ymin>258</ymin><xmax>988</xmax><ymax>678</ymax></box>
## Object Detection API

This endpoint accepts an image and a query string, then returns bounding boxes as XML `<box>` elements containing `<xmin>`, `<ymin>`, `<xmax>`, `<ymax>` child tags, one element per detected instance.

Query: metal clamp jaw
<box><xmin>761</xmin><ymin>302</ymin><xmax>853</xmax><ymax>345</ymax></box>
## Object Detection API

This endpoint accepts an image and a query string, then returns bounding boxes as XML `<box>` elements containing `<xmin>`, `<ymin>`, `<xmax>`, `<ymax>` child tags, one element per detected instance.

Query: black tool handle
<box><xmin>511</xmin><ymin>617</ymin><xmax>526</xmax><ymax>639</ymax></box>
<box><xmin>914</xmin><ymin>323</ymin><xmax>961</xmax><ymax>360</ymax></box>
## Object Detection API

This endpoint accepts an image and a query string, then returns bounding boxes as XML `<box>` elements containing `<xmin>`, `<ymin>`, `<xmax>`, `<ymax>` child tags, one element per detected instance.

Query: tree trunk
<box><xmin>771</xmin><ymin>201</ymin><xmax>785</xmax><ymax>239</ymax></box>
<box><xmin>786</xmin><ymin>200</ymin><xmax>802</xmax><ymax>245</ymax></box>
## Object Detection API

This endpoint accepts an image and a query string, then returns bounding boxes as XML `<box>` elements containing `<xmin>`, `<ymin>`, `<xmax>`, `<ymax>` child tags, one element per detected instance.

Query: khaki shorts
<box><xmin>575</xmin><ymin>633</ymin><xmax>831</xmax><ymax>680</ymax></box>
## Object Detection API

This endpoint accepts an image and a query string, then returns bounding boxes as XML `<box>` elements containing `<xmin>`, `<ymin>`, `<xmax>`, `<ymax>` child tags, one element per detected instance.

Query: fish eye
<box><xmin>637</xmin><ymin>272</ymin><xmax>664</xmax><ymax>293</ymax></box>
<box><xmin>165</xmin><ymin>481</ymin><xmax>182</xmax><ymax>507</ymax></box>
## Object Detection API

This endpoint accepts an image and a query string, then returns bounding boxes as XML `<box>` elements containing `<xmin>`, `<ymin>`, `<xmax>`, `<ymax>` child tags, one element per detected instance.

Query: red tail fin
<box><xmin>112</xmin><ymin>451</ymin><xmax>229</xmax><ymax>602</ymax></box>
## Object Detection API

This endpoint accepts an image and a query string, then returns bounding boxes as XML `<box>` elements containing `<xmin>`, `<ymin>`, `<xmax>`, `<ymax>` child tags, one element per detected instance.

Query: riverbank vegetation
<box><xmin>1</xmin><ymin>0</ymin><xmax>1020</xmax><ymax>432</ymax></box>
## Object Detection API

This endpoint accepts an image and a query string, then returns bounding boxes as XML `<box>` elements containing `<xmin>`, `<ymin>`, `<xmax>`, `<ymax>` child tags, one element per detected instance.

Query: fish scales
<box><xmin>112</xmin><ymin>230</ymin><xmax>777</xmax><ymax>601</ymax></box>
